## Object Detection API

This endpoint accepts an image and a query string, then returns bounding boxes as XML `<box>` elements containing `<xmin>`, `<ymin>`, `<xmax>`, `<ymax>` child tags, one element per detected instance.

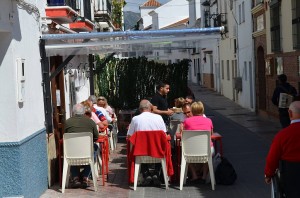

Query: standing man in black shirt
<box><xmin>151</xmin><ymin>82</ymin><xmax>174</xmax><ymax>126</ymax></box>
<box><xmin>272</xmin><ymin>74</ymin><xmax>297</xmax><ymax>128</ymax></box>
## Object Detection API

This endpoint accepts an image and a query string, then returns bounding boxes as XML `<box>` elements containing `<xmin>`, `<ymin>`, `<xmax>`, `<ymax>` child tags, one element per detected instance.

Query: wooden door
<box><xmin>50</xmin><ymin>56</ymin><xmax>66</xmax><ymax>183</ymax></box>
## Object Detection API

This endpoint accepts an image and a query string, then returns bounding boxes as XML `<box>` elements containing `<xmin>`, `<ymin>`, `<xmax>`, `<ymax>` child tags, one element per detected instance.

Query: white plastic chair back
<box><xmin>62</xmin><ymin>132</ymin><xmax>97</xmax><ymax>193</ymax></box>
<box><xmin>180</xmin><ymin>130</ymin><xmax>215</xmax><ymax>190</ymax></box>
<box><xmin>64</xmin><ymin>132</ymin><xmax>93</xmax><ymax>165</ymax></box>
<box><xmin>182</xmin><ymin>130</ymin><xmax>211</xmax><ymax>162</ymax></box>
<box><xmin>169</xmin><ymin>120</ymin><xmax>181</xmax><ymax>142</ymax></box>
<box><xmin>131</xmin><ymin>131</ymin><xmax>169</xmax><ymax>191</ymax></box>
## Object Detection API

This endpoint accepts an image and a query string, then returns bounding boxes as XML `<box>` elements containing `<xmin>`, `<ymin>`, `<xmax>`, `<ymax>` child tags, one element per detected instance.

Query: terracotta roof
<box><xmin>161</xmin><ymin>18</ymin><xmax>189</xmax><ymax>29</ymax></box>
<box><xmin>140</xmin><ymin>0</ymin><xmax>161</xmax><ymax>7</ymax></box>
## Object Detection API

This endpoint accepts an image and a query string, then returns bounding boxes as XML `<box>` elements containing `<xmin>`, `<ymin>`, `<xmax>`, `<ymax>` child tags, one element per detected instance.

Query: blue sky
<box><xmin>124</xmin><ymin>0</ymin><xmax>170</xmax><ymax>13</ymax></box>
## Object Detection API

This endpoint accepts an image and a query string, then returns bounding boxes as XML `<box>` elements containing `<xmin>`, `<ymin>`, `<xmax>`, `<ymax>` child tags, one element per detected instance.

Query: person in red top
<box><xmin>264</xmin><ymin>101</ymin><xmax>300</xmax><ymax>197</ymax></box>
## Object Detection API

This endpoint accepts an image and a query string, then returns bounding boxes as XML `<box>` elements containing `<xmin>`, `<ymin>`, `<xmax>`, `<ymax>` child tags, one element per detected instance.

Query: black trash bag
<box><xmin>215</xmin><ymin>157</ymin><xmax>237</xmax><ymax>185</ymax></box>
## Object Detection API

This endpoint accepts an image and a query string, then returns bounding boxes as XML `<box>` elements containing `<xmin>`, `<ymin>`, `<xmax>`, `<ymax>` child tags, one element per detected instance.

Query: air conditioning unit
<box><xmin>233</xmin><ymin>77</ymin><xmax>242</xmax><ymax>91</ymax></box>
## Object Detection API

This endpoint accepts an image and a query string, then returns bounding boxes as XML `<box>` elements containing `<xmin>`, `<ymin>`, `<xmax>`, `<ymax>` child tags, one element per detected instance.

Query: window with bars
<box><xmin>270</xmin><ymin>3</ymin><xmax>281</xmax><ymax>52</ymax></box>
<box><xmin>244</xmin><ymin>61</ymin><xmax>247</xmax><ymax>81</ymax></box>
<box><xmin>292</xmin><ymin>0</ymin><xmax>300</xmax><ymax>49</ymax></box>
<box><xmin>242</xmin><ymin>2</ymin><xmax>245</xmax><ymax>23</ymax></box>
<box><xmin>194</xmin><ymin>59</ymin><xmax>196</xmax><ymax>76</ymax></box>
<box><xmin>227</xmin><ymin>60</ymin><xmax>230</xmax><ymax>80</ymax></box>
<box><xmin>222</xmin><ymin>60</ymin><xmax>224</xmax><ymax>79</ymax></box>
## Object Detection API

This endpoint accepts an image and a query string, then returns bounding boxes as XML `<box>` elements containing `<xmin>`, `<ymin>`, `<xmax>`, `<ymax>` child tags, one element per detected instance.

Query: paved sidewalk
<box><xmin>192</xmin><ymin>84</ymin><xmax>281</xmax><ymax>144</ymax></box>
<box><xmin>41</xmin><ymin>84</ymin><xmax>281</xmax><ymax>198</ymax></box>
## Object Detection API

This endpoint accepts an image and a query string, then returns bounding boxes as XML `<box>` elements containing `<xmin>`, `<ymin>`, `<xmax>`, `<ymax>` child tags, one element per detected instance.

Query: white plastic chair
<box><xmin>112</xmin><ymin>122</ymin><xmax>118</xmax><ymax>150</ymax></box>
<box><xmin>94</xmin><ymin>143</ymin><xmax>102</xmax><ymax>178</ymax></box>
<box><xmin>134</xmin><ymin>156</ymin><xmax>169</xmax><ymax>190</ymax></box>
<box><xmin>169</xmin><ymin>120</ymin><xmax>181</xmax><ymax>142</ymax></box>
<box><xmin>131</xmin><ymin>131</ymin><xmax>169</xmax><ymax>191</ymax></box>
<box><xmin>179</xmin><ymin>130</ymin><xmax>215</xmax><ymax>190</ymax></box>
<box><xmin>62</xmin><ymin>132</ymin><xmax>97</xmax><ymax>193</ymax></box>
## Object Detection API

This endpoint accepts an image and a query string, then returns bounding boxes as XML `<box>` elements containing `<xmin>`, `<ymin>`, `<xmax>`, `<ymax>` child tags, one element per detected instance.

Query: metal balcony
<box><xmin>94</xmin><ymin>0</ymin><xmax>112</xmax><ymax>22</ymax></box>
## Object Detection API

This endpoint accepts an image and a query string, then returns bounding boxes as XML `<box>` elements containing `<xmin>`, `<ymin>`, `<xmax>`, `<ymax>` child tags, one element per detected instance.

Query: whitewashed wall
<box><xmin>63</xmin><ymin>56</ymin><xmax>91</xmax><ymax>119</ymax></box>
<box><xmin>219</xmin><ymin>0</ymin><xmax>236</xmax><ymax>100</ymax></box>
<box><xmin>152</xmin><ymin>0</ymin><xmax>189</xmax><ymax>29</ymax></box>
<box><xmin>140</xmin><ymin>7</ymin><xmax>155</xmax><ymax>17</ymax></box>
<box><xmin>236</xmin><ymin>0</ymin><xmax>255</xmax><ymax>110</ymax></box>
<box><xmin>0</xmin><ymin>0</ymin><xmax>46</xmax><ymax>142</ymax></box>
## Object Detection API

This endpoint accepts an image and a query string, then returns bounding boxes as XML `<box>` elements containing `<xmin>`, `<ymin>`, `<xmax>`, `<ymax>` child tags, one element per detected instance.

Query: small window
<box><xmin>244</xmin><ymin>61</ymin><xmax>247</xmax><ymax>80</ymax></box>
<box><xmin>270</xmin><ymin>2</ymin><xmax>281</xmax><ymax>52</ymax></box>
<box><xmin>292</xmin><ymin>0</ymin><xmax>300</xmax><ymax>49</ymax></box>
<box><xmin>222</xmin><ymin>60</ymin><xmax>224</xmax><ymax>79</ymax></box>
<box><xmin>194</xmin><ymin>59</ymin><xmax>196</xmax><ymax>76</ymax></box>
<box><xmin>232</xmin><ymin>60</ymin><xmax>235</xmax><ymax>78</ymax></box>
<box><xmin>239</xmin><ymin>4</ymin><xmax>241</xmax><ymax>24</ymax></box>
<box><xmin>230</xmin><ymin>0</ymin><xmax>233</xmax><ymax>10</ymax></box>
<box><xmin>242</xmin><ymin>2</ymin><xmax>245</xmax><ymax>23</ymax></box>
<box><xmin>227</xmin><ymin>60</ymin><xmax>230</xmax><ymax>80</ymax></box>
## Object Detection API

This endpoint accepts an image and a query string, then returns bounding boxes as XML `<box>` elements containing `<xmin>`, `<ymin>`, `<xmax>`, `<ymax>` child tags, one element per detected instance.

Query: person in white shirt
<box><xmin>127</xmin><ymin>99</ymin><xmax>167</xmax><ymax>137</ymax></box>
<box><xmin>127</xmin><ymin>99</ymin><xmax>167</xmax><ymax>186</ymax></box>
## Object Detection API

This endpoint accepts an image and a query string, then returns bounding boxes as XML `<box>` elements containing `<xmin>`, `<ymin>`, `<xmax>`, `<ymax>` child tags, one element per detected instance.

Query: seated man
<box><xmin>264</xmin><ymin>101</ymin><xmax>300</xmax><ymax>198</ymax></box>
<box><xmin>64</xmin><ymin>104</ymin><xmax>99</xmax><ymax>188</ymax></box>
<box><xmin>127</xmin><ymin>99</ymin><xmax>167</xmax><ymax>186</ymax></box>
<box><xmin>185</xmin><ymin>95</ymin><xmax>195</xmax><ymax>104</ymax></box>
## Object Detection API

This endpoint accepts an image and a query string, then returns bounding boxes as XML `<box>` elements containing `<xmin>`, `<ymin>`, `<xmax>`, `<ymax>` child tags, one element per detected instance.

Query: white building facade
<box><xmin>0</xmin><ymin>0</ymin><xmax>48</xmax><ymax>197</ymax></box>
<box><xmin>235</xmin><ymin>0</ymin><xmax>255</xmax><ymax>110</ymax></box>
<box><xmin>218</xmin><ymin>0</ymin><xmax>255</xmax><ymax>111</ymax></box>
<box><xmin>0</xmin><ymin>0</ymin><xmax>95</xmax><ymax>197</ymax></box>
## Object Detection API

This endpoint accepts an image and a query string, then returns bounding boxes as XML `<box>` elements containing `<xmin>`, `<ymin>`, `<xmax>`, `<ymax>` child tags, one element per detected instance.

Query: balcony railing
<box><xmin>47</xmin><ymin>0</ymin><xmax>78</xmax><ymax>9</ymax></box>
<box><xmin>47</xmin><ymin>0</ymin><xmax>92</xmax><ymax>21</ymax></box>
<box><xmin>94</xmin><ymin>0</ymin><xmax>112</xmax><ymax>17</ymax></box>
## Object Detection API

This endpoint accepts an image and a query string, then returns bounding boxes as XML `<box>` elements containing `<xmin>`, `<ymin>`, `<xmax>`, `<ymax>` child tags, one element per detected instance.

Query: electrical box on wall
<box><xmin>233</xmin><ymin>77</ymin><xmax>242</xmax><ymax>92</ymax></box>
<box><xmin>16</xmin><ymin>58</ymin><xmax>25</xmax><ymax>103</ymax></box>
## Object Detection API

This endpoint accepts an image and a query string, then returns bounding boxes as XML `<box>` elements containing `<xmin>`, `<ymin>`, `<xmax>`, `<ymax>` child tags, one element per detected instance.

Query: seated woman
<box><xmin>170</xmin><ymin>97</ymin><xmax>186</xmax><ymax>122</ymax></box>
<box><xmin>183</xmin><ymin>101</ymin><xmax>214</xmax><ymax>183</ymax></box>
<box><xmin>81</xmin><ymin>101</ymin><xmax>106</xmax><ymax>132</ymax></box>
<box><xmin>97</xmin><ymin>96</ymin><xmax>117</xmax><ymax>122</ymax></box>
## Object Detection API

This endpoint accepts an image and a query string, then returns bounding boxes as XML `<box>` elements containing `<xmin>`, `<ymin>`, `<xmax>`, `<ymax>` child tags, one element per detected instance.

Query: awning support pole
<box><xmin>49</xmin><ymin>55</ymin><xmax>75</xmax><ymax>81</ymax></box>
<box><xmin>89</xmin><ymin>54</ymin><xmax>94</xmax><ymax>95</ymax></box>
<box><xmin>40</xmin><ymin>39</ymin><xmax>53</xmax><ymax>133</ymax></box>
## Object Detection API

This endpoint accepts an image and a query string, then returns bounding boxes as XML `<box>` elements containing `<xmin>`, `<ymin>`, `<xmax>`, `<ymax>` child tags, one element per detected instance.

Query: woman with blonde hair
<box><xmin>81</xmin><ymin>101</ymin><xmax>105</xmax><ymax>131</ymax></box>
<box><xmin>183</xmin><ymin>101</ymin><xmax>214</xmax><ymax>183</ymax></box>
<box><xmin>97</xmin><ymin>96</ymin><xmax>117</xmax><ymax>122</ymax></box>
<box><xmin>170</xmin><ymin>97</ymin><xmax>186</xmax><ymax>122</ymax></box>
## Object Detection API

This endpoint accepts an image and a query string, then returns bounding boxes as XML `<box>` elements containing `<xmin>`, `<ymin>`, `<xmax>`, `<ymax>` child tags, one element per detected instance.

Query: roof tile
<box><xmin>141</xmin><ymin>0</ymin><xmax>161</xmax><ymax>7</ymax></box>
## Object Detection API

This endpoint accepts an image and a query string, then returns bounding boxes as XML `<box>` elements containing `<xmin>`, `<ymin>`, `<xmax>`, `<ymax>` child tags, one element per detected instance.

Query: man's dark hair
<box><xmin>278</xmin><ymin>74</ymin><xmax>287</xmax><ymax>83</ymax></box>
<box><xmin>186</xmin><ymin>95</ymin><xmax>195</xmax><ymax>100</ymax></box>
<box><xmin>156</xmin><ymin>81</ymin><xmax>169</xmax><ymax>91</ymax></box>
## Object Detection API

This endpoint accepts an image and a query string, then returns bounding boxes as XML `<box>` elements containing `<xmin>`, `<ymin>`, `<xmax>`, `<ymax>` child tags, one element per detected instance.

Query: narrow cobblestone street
<box><xmin>41</xmin><ymin>83</ymin><xmax>281</xmax><ymax>198</ymax></box>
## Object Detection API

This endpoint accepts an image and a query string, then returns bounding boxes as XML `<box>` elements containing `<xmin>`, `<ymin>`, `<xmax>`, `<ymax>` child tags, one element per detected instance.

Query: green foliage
<box><xmin>111</xmin><ymin>0</ymin><xmax>126</xmax><ymax>27</ymax></box>
<box><xmin>94</xmin><ymin>56</ymin><xmax>190</xmax><ymax>110</ymax></box>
